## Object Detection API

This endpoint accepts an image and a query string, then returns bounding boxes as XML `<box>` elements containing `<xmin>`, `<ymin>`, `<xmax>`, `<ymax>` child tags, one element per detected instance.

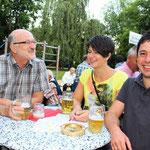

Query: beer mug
<box><xmin>61</xmin><ymin>92</ymin><xmax>73</xmax><ymax>114</ymax></box>
<box><xmin>88</xmin><ymin>104</ymin><xmax>105</xmax><ymax>134</ymax></box>
<box><xmin>33</xmin><ymin>103</ymin><xmax>45</xmax><ymax>119</ymax></box>
<box><xmin>14</xmin><ymin>96</ymin><xmax>31</xmax><ymax>120</ymax></box>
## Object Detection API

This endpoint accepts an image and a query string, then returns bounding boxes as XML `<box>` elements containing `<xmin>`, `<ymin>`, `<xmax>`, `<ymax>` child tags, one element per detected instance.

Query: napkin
<box><xmin>29</xmin><ymin>109</ymin><xmax>62</xmax><ymax>122</ymax></box>
<box><xmin>33</xmin><ymin>114</ymin><xmax>88</xmax><ymax>133</ymax></box>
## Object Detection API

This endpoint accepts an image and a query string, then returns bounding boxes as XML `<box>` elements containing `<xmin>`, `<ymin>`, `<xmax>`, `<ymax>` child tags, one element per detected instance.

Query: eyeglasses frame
<box><xmin>13</xmin><ymin>40</ymin><xmax>37</xmax><ymax>45</ymax></box>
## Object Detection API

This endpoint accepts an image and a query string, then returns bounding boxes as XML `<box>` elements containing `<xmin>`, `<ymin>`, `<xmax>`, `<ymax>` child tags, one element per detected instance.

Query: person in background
<box><xmin>115</xmin><ymin>55</ymin><xmax>124</xmax><ymax>68</ymax></box>
<box><xmin>0</xmin><ymin>29</ymin><xmax>49</xmax><ymax>120</ymax></box>
<box><xmin>43</xmin><ymin>70</ymin><xmax>60</xmax><ymax>105</ymax></box>
<box><xmin>115</xmin><ymin>46</ymin><xmax>140</xmax><ymax>77</ymax></box>
<box><xmin>70</xmin><ymin>35</ymin><xmax>128</xmax><ymax>122</ymax></box>
<box><xmin>61</xmin><ymin>67</ymin><xmax>76</xmax><ymax>91</ymax></box>
<box><xmin>105</xmin><ymin>31</ymin><xmax>150</xmax><ymax>150</ymax></box>
<box><xmin>72</xmin><ymin>54</ymin><xmax>92</xmax><ymax>92</ymax></box>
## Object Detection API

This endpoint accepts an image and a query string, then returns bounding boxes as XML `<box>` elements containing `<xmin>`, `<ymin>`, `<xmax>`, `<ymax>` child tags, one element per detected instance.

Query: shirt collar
<box><xmin>123</xmin><ymin>62</ymin><xmax>133</xmax><ymax>75</ymax></box>
<box><xmin>135</xmin><ymin>73</ymin><xmax>145</xmax><ymax>88</ymax></box>
<box><xmin>8</xmin><ymin>53</ymin><xmax>33</xmax><ymax>68</ymax></box>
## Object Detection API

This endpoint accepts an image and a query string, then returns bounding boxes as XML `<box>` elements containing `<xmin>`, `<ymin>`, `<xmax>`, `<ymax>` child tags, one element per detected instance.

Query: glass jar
<box><xmin>33</xmin><ymin>103</ymin><xmax>45</xmax><ymax>119</ymax></box>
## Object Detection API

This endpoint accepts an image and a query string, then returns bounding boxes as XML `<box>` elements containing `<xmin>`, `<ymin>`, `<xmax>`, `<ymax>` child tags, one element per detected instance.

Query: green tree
<box><xmin>103</xmin><ymin>0</ymin><xmax>150</xmax><ymax>57</ymax></box>
<box><xmin>0</xmin><ymin>0</ymin><xmax>43</xmax><ymax>52</ymax></box>
<box><xmin>50</xmin><ymin>0</ymin><xmax>89</xmax><ymax>67</ymax></box>
<box><xmin>31</xmin><ymin>0</ymin><xmax>54</xmax><ymax>61</ymax></box>
<box><xmin>117</xmin><ymin>0</ymin><xmax>150</xmax><ymax>55</ymax></box>
<box><xmin>32</xmin><ymin>0</ymin><xmax>53</xmax><ymax>42</ymax></box>
<box><xmin>32</xmin><ymin>0</ymin><xmax>105</xmax><ymax>68</ymax></box>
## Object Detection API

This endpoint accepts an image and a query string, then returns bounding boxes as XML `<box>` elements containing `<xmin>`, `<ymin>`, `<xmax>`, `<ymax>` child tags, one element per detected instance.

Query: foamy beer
<box><xmin>15</xmin><ymin>96</ymin><xmax>31</xmax><ymax>120</ymax></box>
<box><xmin>61</xmin><ymin>92</ymin><xmax>73</xmax><ymax>114</ymax></box>
<box><xmin>88</xmin><ymin>105</ymin><xmax>105</xmax><ymax>134</ymax></box>
<box><xmin>18</xmin><ymin>103</ymin><xmax>31</xmax><ymax>120</ymax></box>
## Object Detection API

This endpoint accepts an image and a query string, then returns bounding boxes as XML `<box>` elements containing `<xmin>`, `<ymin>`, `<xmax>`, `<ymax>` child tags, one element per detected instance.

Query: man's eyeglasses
<box><xmin>13</xmin><ymin>40</ymin><xmax>37</xmax><ymax>45</ymax></box>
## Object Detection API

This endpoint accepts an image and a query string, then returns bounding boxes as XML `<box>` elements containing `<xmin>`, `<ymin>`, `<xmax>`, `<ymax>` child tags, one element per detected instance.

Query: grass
<box><xmin>2</xmin><ymin>147</ymin><xmax>7</xmax><ymax>150</ymax></box>
<box><xmin>50</xmin><ymin>69</ymin><xmax>66</xmax><ymax>80</ymax></box>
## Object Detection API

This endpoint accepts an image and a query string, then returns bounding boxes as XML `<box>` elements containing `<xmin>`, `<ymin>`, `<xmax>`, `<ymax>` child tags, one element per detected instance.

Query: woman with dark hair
<box><xmin>70</xmin><ymin>35</ymin><xmax>128</xmax><ymax>121</ymax></box>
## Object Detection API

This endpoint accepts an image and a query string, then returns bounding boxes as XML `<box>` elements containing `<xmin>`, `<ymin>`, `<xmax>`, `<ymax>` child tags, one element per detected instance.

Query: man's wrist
<box><xmin>0</xmin><ymin>104</ymin><xmax>9</xmax><ymax>117</ymax></box>
<box><xmin>0</xmin><ymin>98</ymin><xmax>12</xmax><ymax>106</ymax></box>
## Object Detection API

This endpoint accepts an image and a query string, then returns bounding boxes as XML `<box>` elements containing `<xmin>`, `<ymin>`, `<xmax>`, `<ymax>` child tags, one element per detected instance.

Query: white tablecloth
<box><xmin>0</xmin><ymin>106</ymin><xmax>111</xmax><ymax>150</ymax></box>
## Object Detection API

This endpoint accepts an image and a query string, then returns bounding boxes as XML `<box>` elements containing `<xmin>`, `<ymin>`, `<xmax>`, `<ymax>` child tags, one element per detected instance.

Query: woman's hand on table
<box><xmin>74</xmin><ymin>110</ymin><xmax>89</xmax><ymax>122</ymax></box>
<box><xmin>70</xmin><ymin>109</ymin><xmax>89</xmax><ymax>122</ymax></box>
<box><xmin>69</xmin><ymin>108</ymin><xmax>82</xmax><ymax>120</ymax></box>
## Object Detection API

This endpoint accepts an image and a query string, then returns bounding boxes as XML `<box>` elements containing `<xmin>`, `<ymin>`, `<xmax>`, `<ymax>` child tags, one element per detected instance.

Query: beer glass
<box><xmin>61</xmin><ymin>92</ymin><xmax>73</xmax><ymax>114</ymax></box>
<box><xmin>33</xmin><ymin>103</ymin><xmax>45</xmax><ymax>119</ymax></box>
<box><xmin>88</xmin><ymin>104</ymin><xmax>105</xmax><ymax>134</ymax></box>
<box><xmin>14</xmin><ymin>96</ymin><xmax>31</xmax><ymax>120</ymax></box>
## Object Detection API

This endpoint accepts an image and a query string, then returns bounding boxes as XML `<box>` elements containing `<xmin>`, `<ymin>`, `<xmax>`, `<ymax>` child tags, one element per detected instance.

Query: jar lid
<box><xmin>61</xmin><ymin>123</ymin><xmax>85</xmax><ymax>136</ymax></box>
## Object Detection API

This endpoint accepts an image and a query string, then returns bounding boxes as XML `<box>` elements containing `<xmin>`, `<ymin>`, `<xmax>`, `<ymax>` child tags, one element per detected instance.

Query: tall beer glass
<box><xmin>88</xmin><ymin>104</ymin><xmax>105</xmax><ymax>134</ymax></box>
<box><xmin>61</xmin><ymin>92</ymin><xmax>73</xmax><ymax>114</ymax></box>
<box><xmin>15</xmin><ymin>96</ymin><xmax>31</xmax><ymax>120</ymax></box>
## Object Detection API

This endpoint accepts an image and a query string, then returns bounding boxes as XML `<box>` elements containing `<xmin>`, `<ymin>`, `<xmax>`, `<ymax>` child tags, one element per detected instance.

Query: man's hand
<box><xmin>8</xmin><ymin>102</ymin><xmax>24</xmax><ymax>120</ymax></box>
<box><xmin>111</xmin><ymin>127</ymin><xmax>132</xmax><ymax>150</ymax></box>
<box><xmin>0</xmin><ymin>98</ymin><xmax>12</xmax><ymax>106</ymax></box>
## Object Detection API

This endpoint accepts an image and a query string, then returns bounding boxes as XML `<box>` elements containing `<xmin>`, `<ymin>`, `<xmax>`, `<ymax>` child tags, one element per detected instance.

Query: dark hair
<box><xmin>87</xmin><ymin>35</ymin><xmax>115</xmax><ymax>57</ymax></box>
<box><xmin>115</xmin><ymin>55</ymin><xmax>124</xmax><ymax>63</ymax></box>
<box><xmin>83</xmin><ymin>55</ymin><xmax>88</xmax><ymax>61</ymax></box>
<box><xmin>137</xmin><ymin>31</ymin><xmax>150</xmax><ymax>54</ymax></box>
<box><xmin>7</xmin><ymin>34</ymin><xmax>13</xmax><ymax>53</ymax></box>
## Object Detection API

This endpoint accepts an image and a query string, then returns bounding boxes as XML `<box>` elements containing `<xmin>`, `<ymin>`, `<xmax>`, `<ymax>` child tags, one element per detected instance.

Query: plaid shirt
<box><xmin>75</xmin><ymin>61</ymin><xmax>92</xmax><ymax>82</ymax></box>
<box><xmin>0</xmin><ymin>54</ymin><xmax>49</xmax><ymax>101</ymax></box>
<box><xmin>44</xmin><ymin>82</ymin><xmax>59</xmax><ymax>105</ymax></box>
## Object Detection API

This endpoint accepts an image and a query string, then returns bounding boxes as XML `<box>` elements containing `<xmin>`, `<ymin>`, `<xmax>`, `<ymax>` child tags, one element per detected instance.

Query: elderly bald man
<box><xmin>0</xmin><ymin>29</ymin><xmax>49</xmax><ymax>120</ymax></box>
